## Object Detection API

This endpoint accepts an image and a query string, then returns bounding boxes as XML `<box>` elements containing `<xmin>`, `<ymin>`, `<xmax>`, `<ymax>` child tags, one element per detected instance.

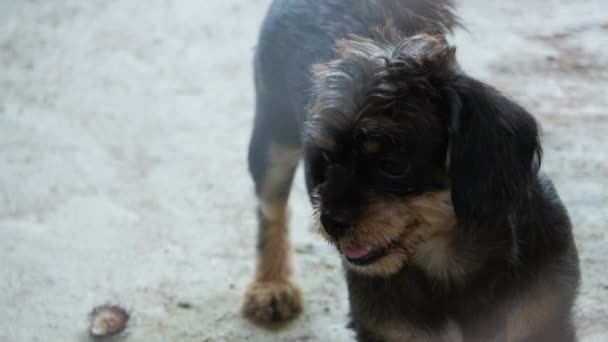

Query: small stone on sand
<box><xmin>89</xmin><ymin>304</ymin><xmax>129</xmax><ymax>338</ymax></box>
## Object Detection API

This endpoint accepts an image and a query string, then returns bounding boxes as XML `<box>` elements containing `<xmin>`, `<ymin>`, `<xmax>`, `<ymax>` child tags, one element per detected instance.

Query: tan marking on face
<box><xmin>363</xmin><ymin>140</ymin><xmax>380</xmax><ymax>154</ymax></box>
<box><xmin>313</xmin><ymin>189</ymin><xmax>459</xmax><ymax>277</ymax></box>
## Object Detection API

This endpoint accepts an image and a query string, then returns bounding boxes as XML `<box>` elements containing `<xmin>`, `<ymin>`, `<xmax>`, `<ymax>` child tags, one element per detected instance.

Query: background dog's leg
<box><xmin>242</xmin><ymin>104</ymin><xmax>302</xmax><ymax>324</ymax></box>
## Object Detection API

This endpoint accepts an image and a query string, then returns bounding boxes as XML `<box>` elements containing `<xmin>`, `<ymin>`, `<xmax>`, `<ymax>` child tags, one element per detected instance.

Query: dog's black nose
<box><xmin>320</xmin><ymin>209</ymin><xmax>352</xmax><ymax>238</ymax></box>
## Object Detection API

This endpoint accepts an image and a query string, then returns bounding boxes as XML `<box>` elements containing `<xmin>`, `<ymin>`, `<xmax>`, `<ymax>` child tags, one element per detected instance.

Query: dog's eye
<box><xmin>378</xmin><ymin>158</ymin><xmax>410</xmax><ymax>178</ymax></box>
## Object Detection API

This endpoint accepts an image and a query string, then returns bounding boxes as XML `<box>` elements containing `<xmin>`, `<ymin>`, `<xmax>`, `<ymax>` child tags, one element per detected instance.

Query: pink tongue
<box><xmin>340</xmin><ymin>244</ymin><xmax>371</xmax><ymax>259</ymax></box>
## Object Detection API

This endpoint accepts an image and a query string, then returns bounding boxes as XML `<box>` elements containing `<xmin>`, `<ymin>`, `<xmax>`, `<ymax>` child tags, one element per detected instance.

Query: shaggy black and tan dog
<box><xmin>241</xmin><ymin>0</ymin><xmax>580</xmax><ymax>341</ymax></box>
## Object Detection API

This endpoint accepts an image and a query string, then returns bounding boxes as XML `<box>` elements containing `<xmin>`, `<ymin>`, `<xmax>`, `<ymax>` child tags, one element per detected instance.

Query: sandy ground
<box><xmin>0</xmin><ymin>0</ymin><xmax>606</xmax><ymax>341</ymax></box>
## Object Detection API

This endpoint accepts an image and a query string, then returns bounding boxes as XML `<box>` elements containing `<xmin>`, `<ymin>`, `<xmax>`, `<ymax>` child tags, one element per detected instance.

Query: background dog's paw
<box><xmin>241</xmin><ymin>281</ymin><xmax>302</xmax><ymax>324</ymax></box>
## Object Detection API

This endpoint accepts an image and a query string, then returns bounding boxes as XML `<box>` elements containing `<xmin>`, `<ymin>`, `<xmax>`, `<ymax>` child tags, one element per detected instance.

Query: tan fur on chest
<box><xmin>408</xmin><ymin>190</ymin><xmax>478</xmax><ymax>285</ymax></box>
<box><xmin>370</xmin><ymin>319</ymin><xmax>463</xmax><ymax>342</ymax></box>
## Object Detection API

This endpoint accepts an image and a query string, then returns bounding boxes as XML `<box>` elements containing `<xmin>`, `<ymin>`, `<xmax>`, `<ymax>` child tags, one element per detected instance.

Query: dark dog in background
<box><xmin>242</xmin><ymin>0</ymin><xmax>580</xmax><ymax>340</ymax></box>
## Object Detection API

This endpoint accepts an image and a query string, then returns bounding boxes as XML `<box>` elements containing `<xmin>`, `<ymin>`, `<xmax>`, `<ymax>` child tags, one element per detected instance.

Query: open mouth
<box><xmin>338</xmin><ymin>223</ymin><xmax>420</xmax><ymax>266</ymax></box>
<box><xmin>339</xmin><ymin>243</ymin><xmax>390</xmax><ymax>265</ymax></box>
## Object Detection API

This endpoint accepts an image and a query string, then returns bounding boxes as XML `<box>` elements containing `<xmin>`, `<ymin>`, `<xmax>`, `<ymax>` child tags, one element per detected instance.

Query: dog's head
<box><xmin>304</xmin><ymin>30</ymin><xmax>541</xmax><ymax>277</ymax></box>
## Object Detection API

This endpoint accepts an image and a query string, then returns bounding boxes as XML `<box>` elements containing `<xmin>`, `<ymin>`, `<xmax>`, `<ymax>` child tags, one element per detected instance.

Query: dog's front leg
<box><xmin>241</xmin><ymin>142</ymin><xmax>302</xmax><ymax>324</ymax></box>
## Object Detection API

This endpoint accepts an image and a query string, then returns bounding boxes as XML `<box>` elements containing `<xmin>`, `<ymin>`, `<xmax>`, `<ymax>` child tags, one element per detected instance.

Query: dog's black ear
<box><xmin>446</xmin><ymin>77</ymin><xmax>542</xmax><ymax>227</ymax></box>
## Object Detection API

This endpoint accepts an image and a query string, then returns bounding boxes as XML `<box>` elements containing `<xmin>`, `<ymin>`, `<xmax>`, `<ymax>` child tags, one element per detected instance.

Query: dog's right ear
<box><xmin>445</xmin><ymin>77</ymin><xmax>542</xmax><ymax>228</ymax></box>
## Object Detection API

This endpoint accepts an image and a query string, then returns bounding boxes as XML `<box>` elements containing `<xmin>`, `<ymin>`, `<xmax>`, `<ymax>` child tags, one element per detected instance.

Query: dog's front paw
<box><xmin>241</xmin><ymin>281</ymin><xmax>302</xmax><ymax>324</ymax></box>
